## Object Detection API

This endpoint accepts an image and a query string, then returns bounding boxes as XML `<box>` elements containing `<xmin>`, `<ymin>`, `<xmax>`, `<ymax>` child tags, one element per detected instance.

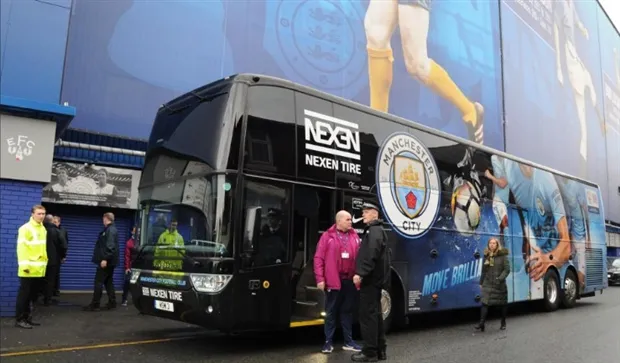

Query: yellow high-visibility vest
<box><xmin>17</xmin><ymin>218</ymin><xmax>48</xmax><ymax>277</ymax></box>
<box><xmin>154</xmin><ymin>230</ymin><xmax>185</xmax><ymax>271</ymax></box>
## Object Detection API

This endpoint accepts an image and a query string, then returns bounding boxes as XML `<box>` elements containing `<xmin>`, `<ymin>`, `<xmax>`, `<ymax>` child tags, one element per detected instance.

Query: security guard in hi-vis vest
<box><xmin>15</xmin><ymin>205</ymin><xmax>49</xmax><ymax>329</ymax></box>
<box><xmin>153</xmin><ymin>220</ymin><xmax>185</xmax><ymax>271</ymax></box>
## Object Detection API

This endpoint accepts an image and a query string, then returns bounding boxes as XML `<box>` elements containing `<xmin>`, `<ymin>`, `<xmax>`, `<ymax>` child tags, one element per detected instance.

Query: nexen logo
<box><xmin>304</xmin><ymin>109</ymin><xmax>361</xmax><ymax>160</ymax></box>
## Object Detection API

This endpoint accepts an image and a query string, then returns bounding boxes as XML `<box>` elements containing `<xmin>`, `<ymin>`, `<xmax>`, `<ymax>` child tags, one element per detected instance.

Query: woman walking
<box><xmin>475</xmin><ymin>237</ymin><xmax>510</xmax><ymax>331</ymax></box>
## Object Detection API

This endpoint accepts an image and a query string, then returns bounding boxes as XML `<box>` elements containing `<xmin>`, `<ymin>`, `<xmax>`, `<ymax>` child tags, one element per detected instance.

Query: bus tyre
<box><xmin>382</xmin><ymin>282</ymin><xmax>405</xmax><ymax>333</ymax></box>
<box><xmin>543</xmin><ymin>270</ymin><xmax>560</xmax><ymax>312</ymax></box>
<box><xmin>561</xmin><ymin>269</ymin><xmax>578</xmax><ymax>309</ymax></box>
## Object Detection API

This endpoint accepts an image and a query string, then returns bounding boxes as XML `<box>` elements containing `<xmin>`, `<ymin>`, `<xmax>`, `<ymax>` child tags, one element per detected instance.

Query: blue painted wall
<box><xmin>0</xmin><ymin>180</ymin><xmax>44</xmax><ymax>317</ymax></box>
<box><xmin>0</xmin><ymin>0</ymin><xmax>72</xmax><ymax>105</ymax></box>
<box><xmin>60</xmin><ymin>0</ymin><xmax>505</xmax><ymax>150</ymax></box>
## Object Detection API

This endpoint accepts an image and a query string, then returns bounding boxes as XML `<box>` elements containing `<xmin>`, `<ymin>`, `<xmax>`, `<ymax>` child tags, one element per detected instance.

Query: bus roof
<box><xmin>167</xmin><ymin>73</ymin><xmax>600</xmax><ymax>190</ymax></box>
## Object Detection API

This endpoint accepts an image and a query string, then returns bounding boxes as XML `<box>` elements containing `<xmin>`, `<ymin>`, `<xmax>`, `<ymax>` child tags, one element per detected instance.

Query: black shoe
<box><xmin>106</xmin><ymin>302</ymin><xmax>117</xmax><ymax>310</ymax></box>
<box><xmin>82</xmin><ymin>304</ymin><xmax>100</xmax><ymax>312</ymax></box>
<box><xmin>15</xmin><ymin>320</ymin><xmax>32</xmax><ymax>329</ymax></box>
<box><xmin>474</xmin><ymin>322</ymin><xmax>485</xmax><ymax>332</ymax></box>
<box><xmin>26</xmin><ymin>319</ymin><xmax>41</xmax><ymax>326</ymax></box>
<box><xmin>378</xmin><ymin>349</ymin><xmax>387</xmax><ymax>361</ymax></box>
<box><xmin>500</xmin><ymin>321</ymin><xmax>506</xmax><ymax>330</ymax></box>
<box><xmin>351</xmin><ymin>352</ymin><xmax>378</xmax><ymax>362</ymax></box>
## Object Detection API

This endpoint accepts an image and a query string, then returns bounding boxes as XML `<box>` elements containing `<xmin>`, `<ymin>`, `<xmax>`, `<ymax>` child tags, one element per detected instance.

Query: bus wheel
<box><xmin>561</xmin><ymin>269</ymin><xmax>578</xmax><ymax>309</ymax></box>
<box><xmin>382</xmin><ymin>282</ymin><xmax>405</xmax><ymax>333</ymax></box>
<box><xmin>543</xmin><ymin>269</ymin><xmax>560</xmax><ymax>312</ymax></box>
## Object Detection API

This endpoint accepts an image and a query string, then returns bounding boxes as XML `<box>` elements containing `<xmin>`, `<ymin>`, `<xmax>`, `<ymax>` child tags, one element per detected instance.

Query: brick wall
<box><xmin>0</xmin><ymin>179</ymin><xmax>44</xmax><ymax>317</ymax></box>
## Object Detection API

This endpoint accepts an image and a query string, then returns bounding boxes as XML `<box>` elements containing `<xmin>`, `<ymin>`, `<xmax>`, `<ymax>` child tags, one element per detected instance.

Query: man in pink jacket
<box><xmin>314</xmin><ymin>210</ymin><xmax>362</xmax><ymax>354</ymax></box>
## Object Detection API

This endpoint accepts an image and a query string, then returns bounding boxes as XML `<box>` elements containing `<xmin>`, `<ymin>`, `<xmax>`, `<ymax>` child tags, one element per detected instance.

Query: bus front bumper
<box><xmin>131</xmin><ymin>284</ymin><xmax>230</xmax><ymax>331</ymax></box>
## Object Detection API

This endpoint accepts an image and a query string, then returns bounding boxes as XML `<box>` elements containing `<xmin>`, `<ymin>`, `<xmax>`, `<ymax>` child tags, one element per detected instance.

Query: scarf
<box><xmin>484</xmin><ymin>249</ymin><xmax>497</xmax><ymax>267</ymax></box>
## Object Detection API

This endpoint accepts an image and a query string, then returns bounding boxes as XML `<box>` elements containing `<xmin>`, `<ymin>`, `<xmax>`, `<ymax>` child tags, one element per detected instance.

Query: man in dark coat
<box><xmin>352</xmin><ymin>202</ymin><xmax>389</xmax><ymax>362</ymax></box>
<box><xmin>84</xmin><ymin>212</ymin><xmax>119</xmax><ymax>311</ymax></box>
<box><xmin>43</xmin><ymin>214</ymin><xmax>66</xmax><ymax>306</ymax></box>
<box><xmin>475</xmin><ymin>237</ymin><xmax>510</xmax><ymax>331</ymax></box>
<box><xmin>52</xmin><ymin>215</ymin><xmax>69</xmax><ymax>296</ymax></box>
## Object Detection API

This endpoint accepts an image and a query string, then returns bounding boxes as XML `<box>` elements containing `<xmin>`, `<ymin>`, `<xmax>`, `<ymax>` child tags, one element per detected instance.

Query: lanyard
<box><xmin>336</xmin><ymin>230</ymin><xmax>348</xmax><ymax>249</ymax></box>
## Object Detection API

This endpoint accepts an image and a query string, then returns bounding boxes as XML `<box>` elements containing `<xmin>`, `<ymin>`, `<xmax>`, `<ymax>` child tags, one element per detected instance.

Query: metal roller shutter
<box><xmin>58</xmin><ymin>214</ymin><xmax>132</xmax><ymax>291</ymax></box>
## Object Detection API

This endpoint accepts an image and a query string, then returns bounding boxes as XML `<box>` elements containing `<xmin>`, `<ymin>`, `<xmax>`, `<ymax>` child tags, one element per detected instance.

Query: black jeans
<box><xmin>480</xmin><ymin>304</ymin><xmax>507</xmax><ymax>324</ymax></box>
<box><xmin>92</xmin><ymin>265</ymin><xmax>116</xmax><ymax>306</ymax></box>
<box><xmin>15</xmin><ymin>277</ymin><xmax>43</xmax><ymax>321</ymax></box>
<box><xmin>324</xmin><ymin>279</ymin><xmax>356</xmax><ymax>344</ymax></box>
<box><xmin>122</xmin><ymin>270</ymin><xmax>131</xmax><ymax>302</ymax></box>
<box><xmin>44</xmin><ymin>264</ymin><xmax>59</xmax><ymax>303</ymax></box>
<box><xmin>54</xmin><ymin>259</ymin><xmax>61</xmax><ymax>293</ymax></box>
<box><xmin>359</xmin><ymin>284</ymin><xmax>386</xmax><ymax>357</ymax></box>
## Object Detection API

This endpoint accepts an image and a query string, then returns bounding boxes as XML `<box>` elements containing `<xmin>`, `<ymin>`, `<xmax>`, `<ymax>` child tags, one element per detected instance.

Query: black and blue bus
<box><xmin>129</xmin><ymin>74</ymin><xmax>608</xmax><ymax>334</ymax></box>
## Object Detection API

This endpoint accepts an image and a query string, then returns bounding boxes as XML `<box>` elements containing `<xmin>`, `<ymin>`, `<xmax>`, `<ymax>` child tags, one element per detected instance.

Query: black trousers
<box><xmin>92</xmin><ymin>266</ymin><xmax>116</xmax><ymax>305</ymax></box>
<box><xmin>359</xmin><ymin>284</ymin><xmax>386</xmax><ymax>357</ymax></box>
<box><xmin>54</xmin><ymin>259</ymin><xmax>61</xmax><ymax>293</ymax></box>
<box><xmin>15</xmin><ymin>277</ymin><xmax>43</xmax><ymax>321</ymax></box>
<box><xmin>122</xmin><ymin>270</ymin><xmax>131</xmax><ymax>302</ymax></box>
<box><xmin>44</xmin><ymin>264</ymin><xmax>59</xmax><ymax>302</ymax></box>
<box><xmin>480</xmin><ymin>304</ymin><xmax>507</xmax><ymax>323</ymax></box>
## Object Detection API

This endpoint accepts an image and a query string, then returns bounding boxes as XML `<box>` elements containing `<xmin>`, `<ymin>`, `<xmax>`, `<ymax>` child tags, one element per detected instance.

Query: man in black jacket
<box><xmin>52</xmin><ymin>216</ymin><xmax>68</xmax><ymax>296</ymax></box>
<box><xmin>352</xmin><ymin>202</ymin><xmax>389</xmax><ymax>362</ymax></box>
<box><xmin>84</xmin><ymin>212</ymin><xmax>119</xmax><ymax>311</ymax></box>
<box><xmin>43</xmin><ymin>215</ymin><xmax>66</xmax><ymax>306</ymax></box>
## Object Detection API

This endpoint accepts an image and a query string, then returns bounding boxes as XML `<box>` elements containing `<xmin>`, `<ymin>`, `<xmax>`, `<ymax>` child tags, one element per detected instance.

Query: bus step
<box><xmin>289</xmin><ymin>315</ymin><xmax>324</xmax><ymax>328</ymax></box>
<box><xmin>305</xmin><ymin>286</ymin><xmax>325</xmax><ymax>309</ymax></box>
<box><xmin>293</xmin><ymin>299</ymin><xmax>320</xmax><ymax>318</ymax></box>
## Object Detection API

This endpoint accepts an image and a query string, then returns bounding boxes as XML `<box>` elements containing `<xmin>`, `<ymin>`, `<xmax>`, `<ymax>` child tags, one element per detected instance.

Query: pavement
<box><xmin>1</xmin><ymin>287</ymin><xmax>619</xmax><ymax>363</ymax></box>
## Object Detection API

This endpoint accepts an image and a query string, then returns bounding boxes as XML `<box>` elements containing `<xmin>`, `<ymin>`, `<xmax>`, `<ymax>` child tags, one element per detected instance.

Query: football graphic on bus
<box><xmin>451</xmin><ymin>181</ymin><xmax>481</xmax><ymax>235</ymax></box>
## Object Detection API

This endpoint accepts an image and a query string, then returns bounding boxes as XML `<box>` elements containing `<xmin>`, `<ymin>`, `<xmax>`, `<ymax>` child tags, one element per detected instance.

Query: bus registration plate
<box><xmin>154</xmin><ymin>300</ymin><xmax>174</xmax><ymax>312</ymax></box>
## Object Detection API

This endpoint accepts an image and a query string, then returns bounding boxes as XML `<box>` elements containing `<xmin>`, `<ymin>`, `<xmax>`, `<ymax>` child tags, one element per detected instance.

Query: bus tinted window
<box><xmin>244</xmin><ymin>86</ymin><xmax>296</xmax><ymax>178</ymax></box>
<box><xmin>149</xmin><ymin>89</ymin><xmax>231</xmax><ymax>169</ymax></box>
<box><xmin>242</xmin><ymin>178</ymin><xmax>291</xmax><ymax>267</ymax></box>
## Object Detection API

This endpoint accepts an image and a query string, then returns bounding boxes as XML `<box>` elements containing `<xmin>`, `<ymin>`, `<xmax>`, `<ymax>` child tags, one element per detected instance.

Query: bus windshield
<box><xmin>136</xmin><ymin>173</ymin><xmax>235</xmax><ymax>269</ymax></box>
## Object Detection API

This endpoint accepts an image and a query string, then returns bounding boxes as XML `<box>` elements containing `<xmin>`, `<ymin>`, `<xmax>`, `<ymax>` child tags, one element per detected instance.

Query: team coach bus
<box><xmin>129</xmin><ymin>74</ymin><xmax>608</xmax><ymax>334</ymax></box>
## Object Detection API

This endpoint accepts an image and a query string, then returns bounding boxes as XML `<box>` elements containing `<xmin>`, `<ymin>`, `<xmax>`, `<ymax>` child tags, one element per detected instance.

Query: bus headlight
<box><xmin>190</xmin><ymin>274</ymin><xmax>232</xmax><ymax>293</ymax></box>
<box><xmin>130</xmin><ymin>269</ymin><xmax>141</xmax><ymax>284</ymax></box>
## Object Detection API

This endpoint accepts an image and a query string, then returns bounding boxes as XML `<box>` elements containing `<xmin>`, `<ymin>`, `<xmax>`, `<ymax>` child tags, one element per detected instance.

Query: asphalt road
<box><xmin>2</xmin><ymin>287</ymin><xmax>619</xmax><ymax>363</ymax></box>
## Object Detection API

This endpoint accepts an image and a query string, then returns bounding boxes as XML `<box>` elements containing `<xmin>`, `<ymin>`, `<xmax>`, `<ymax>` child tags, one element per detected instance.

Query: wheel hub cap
<box><xmin>380</xmin><ymin>289</ymin><xmax>391</xmax><ymax>320</ymax></box>
<box><xmin>547</xmin><ymin>279</ymin><xmax>558</xmax><ymax>304</ymax></box>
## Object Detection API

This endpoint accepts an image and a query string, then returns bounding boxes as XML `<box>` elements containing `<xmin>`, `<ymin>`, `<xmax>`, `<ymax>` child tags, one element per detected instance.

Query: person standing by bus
<box><xmin>352</xmin><ymin>202</ymin><xmax>389</xmax><ymax>362</ymax></box>
<box><xmin>83</xmin><ymin>212</ymin><xmax>119</xmax><ymax>311</ymax></box>
<box><xmin>52</xmin><ymin>215</ymin><xmax>68</xmax><ymax>297</ymax></box>
<box><xmin>122</xmin><ymin>226</ymin><xmax>137</xmax><ymax>306</ymax></box>
<box><xmin>15</xmin><ymin>205</ymin><xmax>48</xmax><ymax>329</ymax></box>
<box><xmin>314</xmin><ymin>210</ymin><xmax>362</xmax><ymax>354</ymax></box>
<box><xmin>475</xmin><ymin>237</ymin><xmax>510</xmax><ymax>332</ymax></box>
<box><xmin>42</xmin><ymin>214</ymin><xmax>65</xmax><ymax>306</ymax></box>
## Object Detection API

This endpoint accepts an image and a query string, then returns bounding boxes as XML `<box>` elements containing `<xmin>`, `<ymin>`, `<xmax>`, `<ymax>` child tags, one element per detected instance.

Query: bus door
<box><xmin>508</xmin><ymin>206</ymin><xmax>531</xmax><ymax>303</ymax></box>
<box><xmin>234</xmin><ymin>178</ymin><xmax>294</xmax><ymax>331</ymax></box>
<box><xmin>290</xmin><ymin>185</ymin><xmax>334</xmax><ymax>323</ymax></box>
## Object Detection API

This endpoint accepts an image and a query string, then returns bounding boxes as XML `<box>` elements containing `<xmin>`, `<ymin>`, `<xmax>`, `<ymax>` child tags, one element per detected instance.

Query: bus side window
<box><xmin>243</xmin><ymin>179</ymin><xmax>291</xmax><ymax>267</ymax></box>
<box><xmin>244</xmin><ymin>86</ymin><xmax>296</xmax><ymax>178</ymax></box>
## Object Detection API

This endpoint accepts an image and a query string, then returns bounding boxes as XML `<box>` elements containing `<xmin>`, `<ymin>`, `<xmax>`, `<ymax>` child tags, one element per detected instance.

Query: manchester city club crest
<box><xmin>264</xmin><ymin>0</ymin><xmax>367</xmax><ymax>99</ymax></box>
<box><xmin>377</xmin><ymin>133</ymin><xmax>441</xmax><ymax>238</ymax></box>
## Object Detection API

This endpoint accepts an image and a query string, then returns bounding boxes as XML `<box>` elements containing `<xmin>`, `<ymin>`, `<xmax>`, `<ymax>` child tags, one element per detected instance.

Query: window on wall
<box><xmin>244</xmin><ymin>86</ymin><xmax>296</xmax><ymax>178</ymax></box>
<box><xmin>242</xmin><ymin>178</ymin><xmax>291</xmax><ymax>268</ymax></box>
